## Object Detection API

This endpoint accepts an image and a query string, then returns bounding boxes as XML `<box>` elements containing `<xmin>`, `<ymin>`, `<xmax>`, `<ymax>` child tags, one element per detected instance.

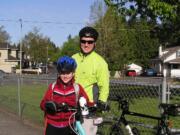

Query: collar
<box><xmin>79</xmin><ymin>51</ymin><xmax>95</xmax><ymax>57</ymax></box>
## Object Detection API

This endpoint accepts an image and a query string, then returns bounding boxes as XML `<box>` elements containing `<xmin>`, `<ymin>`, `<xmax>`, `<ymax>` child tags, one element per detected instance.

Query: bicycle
<box><xmin>48</xmin><ymin>102</ymin><xmax>86</xmax><ymax>135</ymax></box>
<box><xmin>55</xmin><ymin>101</ymin><xmax>110</xmax><ymax>135</ymax></box>
<box><xmin>107</xmin><ymin>96</ymin><xmax>180</xmax><ymax>135</ymax></box>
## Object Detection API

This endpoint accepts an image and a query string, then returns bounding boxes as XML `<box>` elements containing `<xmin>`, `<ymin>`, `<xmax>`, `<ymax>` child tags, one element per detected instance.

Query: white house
<box><xmin>152</xmin><ymin>46</ymin><xmax>180</xmax><ymax>78</ymax></box>
<box><xmin>0</xmin><ymin>43</ymin><xmax>23</xmax><ymax>73</ymax></box>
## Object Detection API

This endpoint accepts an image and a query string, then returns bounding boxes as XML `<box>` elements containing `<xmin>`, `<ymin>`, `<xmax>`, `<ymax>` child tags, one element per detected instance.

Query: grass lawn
<box><xmin>0</xmin><ymin>83</ymin><xmax>47</xmax><ymax>125</ymax></box>
<box><xmin>0</xmin><ymin>82</ymin><xmax>179</xmax><ymax>134</ymax></box>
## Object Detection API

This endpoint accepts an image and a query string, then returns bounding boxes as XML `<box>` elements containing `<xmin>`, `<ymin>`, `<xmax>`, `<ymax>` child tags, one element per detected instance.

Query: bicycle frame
<box><xmin>75</xmin><ymin>121</ymin><xmax>86</xmax><ymax>135</ymax></box>
<box><xmin>55</xmin><ymin>104</ymin><xmax>86</xmax><ymax>135</ymax></box>
<box><xmin>112</xmin><ymin>96</ymin><xmax>171</xmax><ymax>135</ymax></box>
<box><xmin>118</xmin><ymin>109</ymin><xmax>170</xmax><ymax>134</ymax></box>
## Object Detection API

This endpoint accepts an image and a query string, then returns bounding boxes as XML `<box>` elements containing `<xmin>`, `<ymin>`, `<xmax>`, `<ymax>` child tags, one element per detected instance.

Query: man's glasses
<box><xmin>80</xmin><ymin>40</ymin><xmax>95</xmax><ymax>44</ymax></box>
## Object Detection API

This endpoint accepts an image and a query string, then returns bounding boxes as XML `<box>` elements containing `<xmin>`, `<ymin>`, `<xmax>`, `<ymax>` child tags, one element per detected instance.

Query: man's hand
<box><xmin>97</xmin><ymin>100</ymin><xmax>110</xmax><ymax>111</ymax></box>
<box><xmin>45</xmin><ymin>101</ymin><xmax>57</xmax><ymax>115</ymax></box>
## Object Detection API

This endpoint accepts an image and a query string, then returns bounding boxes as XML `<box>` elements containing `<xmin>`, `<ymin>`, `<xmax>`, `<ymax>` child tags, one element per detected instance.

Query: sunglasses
<box><xmin>80</xmin><ymin>40</ymin><xmax>95</xmax><ymax>44</ymax></box>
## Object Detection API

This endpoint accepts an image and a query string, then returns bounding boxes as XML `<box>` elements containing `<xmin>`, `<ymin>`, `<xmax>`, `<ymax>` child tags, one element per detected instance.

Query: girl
<box><xmin>40</xmin><ymin>56</ymin><xmax>90</xmax><ymax>135</ymax></box>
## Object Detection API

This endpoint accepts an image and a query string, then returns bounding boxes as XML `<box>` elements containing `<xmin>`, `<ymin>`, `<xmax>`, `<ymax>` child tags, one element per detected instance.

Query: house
<box><xmin>152</xmin><ymin>46</ymin><xmax>180</xmax><ymax>78</ymax></box>
<box><xmin>0</xmin><ymin>43</ymin><xmax>23</xmax><ymax>73</ymax></box>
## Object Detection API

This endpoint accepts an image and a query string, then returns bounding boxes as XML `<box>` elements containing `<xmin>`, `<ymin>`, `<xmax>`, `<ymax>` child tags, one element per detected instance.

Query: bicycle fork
<box><xmin>120</xmin><ymin>114</ymin><xmax>134</xmax><ymax>135</ymax></box>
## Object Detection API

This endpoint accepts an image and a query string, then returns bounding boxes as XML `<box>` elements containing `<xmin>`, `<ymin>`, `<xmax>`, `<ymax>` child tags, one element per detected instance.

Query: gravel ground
<box><xmin>0</xmin><ymin>109</ymin><xmax>43</xmax><ymax>135</ymax></box>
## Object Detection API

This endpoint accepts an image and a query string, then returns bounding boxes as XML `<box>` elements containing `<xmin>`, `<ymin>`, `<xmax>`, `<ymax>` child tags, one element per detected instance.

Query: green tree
<box><xmin>104</xmin><ymin>0</ymin><xmax>177</xmax><ymax>21</ymax></box>
<box><xmin>98</xmin><ymin>8</ymin><xmax>128</xmax><ymax>71</ymax></box>
<box><xmin>22</xmin><ymin>27</ymin><xmax>58</xmax><ymax>65</ymax></box>
<box><xmin>59</xmin><ymin>35</ymin><xmax>79</xmax><ymax>57</ymax></box>
<box><xmin>0</xmin><ymin>26</ymin><xmax>10</xmax><ymax>43</ymax></box>
<box><xmin>127</xmin><ymin>19</ymin><xmax>159</xmax><ymax>67</ymax></box>
<box><xmin>89</xmin><ymin>1</ymin><xmax>126</xmax><ymax>71</ymax></box>
<box><xmin>90</xmin><ymin>0</ymin><xmax>160</xmax><ymax>70</ymax></box>
<box><xmin>104</xmin><ymin>0</ymin><xmax>179</xmax><ymax>46</ymax></box>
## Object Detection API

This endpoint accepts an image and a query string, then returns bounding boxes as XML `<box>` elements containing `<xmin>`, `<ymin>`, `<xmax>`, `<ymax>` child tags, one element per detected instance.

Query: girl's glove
<box><xmin>45</xmin><ymin>101</ymin><xmax>57</xmax><ymax>115</ymax></box>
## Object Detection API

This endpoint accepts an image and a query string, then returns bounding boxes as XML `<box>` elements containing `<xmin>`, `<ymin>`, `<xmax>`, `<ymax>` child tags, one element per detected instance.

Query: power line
<box><xmin>0</xmin><ymin>18</ymin><xmax>151</xmax><ymax>31</ymax></box>
<box><xmin>96</xmin><ymin>27</ymin><xmax>150</xmax><ymax>31</ymax></box>
<box><xmin>0</xmin><ymin>19</ymin><xmax>84</xmax><ymax>25</ymax></box>
<box><xmin>0</xmin><ymin>19</ymin><xmax>19</xmax><ymax>23</ymax></box>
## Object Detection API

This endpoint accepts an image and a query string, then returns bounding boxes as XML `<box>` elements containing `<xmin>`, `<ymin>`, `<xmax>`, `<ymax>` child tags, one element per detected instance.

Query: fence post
<box><xmin>46</xmin><ymin>74</ymin><xmax>49</xmax><ymax>87</ymax></box>
<box><xmin>167</xmin><ymin>84</ymin><xmax>170</xmax><ymax>103</ymax></box>
<box><xmin>17</xmin><ymin>77</ymin><xmax>21</xmax><ymax>117</ymax></box>
<box><xmin>162</xmin><ymin>77</ymin><xmax>167</xmax><ymax>103</ymax></box>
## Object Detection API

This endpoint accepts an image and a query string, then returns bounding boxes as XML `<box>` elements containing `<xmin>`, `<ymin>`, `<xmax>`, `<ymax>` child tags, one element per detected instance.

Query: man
<box><xmin>72</xmin><ymin>26</ymin><xmax>109</xmax><ymax>135</ymax></box>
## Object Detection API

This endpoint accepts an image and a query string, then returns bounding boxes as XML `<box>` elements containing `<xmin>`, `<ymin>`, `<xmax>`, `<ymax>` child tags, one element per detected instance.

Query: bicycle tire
<box><xmin>110</xmin><ymin>124</ymin><xmax>124</xmax><ymax>135</ymax></box>
<box><xmin>132</xmin><ymin>127</ymin><xmax>140</xmax><ymax>135</ymax></box>
<box><xmin>156</xmin><ymin>126</ymin><xmax>171</xmax><ymax>135</ymax></box>
<box><xmin>171</xmin><ymin>132</ymin><xmax>180</xmax><ymax>135</ymax></box>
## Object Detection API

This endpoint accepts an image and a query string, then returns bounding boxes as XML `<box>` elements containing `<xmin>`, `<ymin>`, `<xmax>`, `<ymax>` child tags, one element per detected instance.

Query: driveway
<box><xmin>0</xmin><ymin>109</ymin><xmax>43</xmax><ymax>135</ymax></box>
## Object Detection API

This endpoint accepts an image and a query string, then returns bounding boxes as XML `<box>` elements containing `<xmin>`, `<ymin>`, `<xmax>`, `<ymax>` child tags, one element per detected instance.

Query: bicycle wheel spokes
<box><xmin>110</xmin><ymin>124</ymin><xmax>124</xmax><ymax>135</ymax></box>
<box><xmin>156</xmin><ymin>126</ymin><xmax>171</xmax><ymax>135</ymax></box>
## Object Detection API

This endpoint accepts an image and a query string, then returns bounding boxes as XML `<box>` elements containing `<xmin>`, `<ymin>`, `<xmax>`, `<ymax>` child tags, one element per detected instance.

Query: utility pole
<box><xmin>18</xmin><ymin>19</ymin><xmax>22</xmax><ymax>117</ymax></box>
<box><xmin>19</xmin><ymin>19</ymin><xmax>22</xmax><ymax>75</ymax></box>
<box><xmin>46</xmin><ymin>45</ymin><xmax>48</xmax><ymax>74</ymax></box>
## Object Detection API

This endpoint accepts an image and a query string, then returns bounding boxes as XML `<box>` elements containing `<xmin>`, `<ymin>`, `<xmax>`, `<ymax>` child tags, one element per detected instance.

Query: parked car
<box><xmin>126</xmin><ymin>70</ymin><xmax>137</xmax><ymax>77</ymax></box>
<box><xmin>39</xmin><ymin>66</ymin><xmax>48</xmax><ymax>74</ymax></box>
<box><xmin>0</xmin><ymin>70</ymin><xmax>6</xmax><ymax>77</ymax></box>
<box><xmin>141</xmin><ymin>68</ymin><xmax>157</xmax><ymax>77</ymax></box>
<box><xmin>22</xmin><ymin>68</ymin><xmax>42</xmax><ymax>75</ymax></box>
<box><xmin>0</xmin><ymin>70</ymin><xmax>8</xmax><ymax>82</ymax></box>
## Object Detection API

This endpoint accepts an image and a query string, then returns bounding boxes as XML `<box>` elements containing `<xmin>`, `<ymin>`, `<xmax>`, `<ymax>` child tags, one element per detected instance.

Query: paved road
<box><xmin>0</xmin><ymin>110</ymin><xmax>43</xmax><ymax>135</ymax></box>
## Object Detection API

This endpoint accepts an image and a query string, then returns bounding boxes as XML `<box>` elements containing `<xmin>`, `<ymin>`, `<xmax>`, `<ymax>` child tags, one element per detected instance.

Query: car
<box><xmin>0</xmin><ymin>70</ymin><xmax>6</xmax><ymax>76</ymax></box>
<box><xmin>22</xmin><ymin>68</ymin><xmax>42</xmax><ymax>75</ymax></box>
<box><xmin>141</xmin><ymin>68</ymin><xmax>157</xmax><ymax>77</ymax></box>
<box><xmin>126</xmin><ymin>70</ymin><xmax>137</xmax><ymax>77</ymax></box>
<box><xmin>0</xmin><ymin>70</ymin><xmax>7</xmax><ymax>81</ymax></box>
<box><xmin>39</xmin><ymin>66</ymin><xmax>48</xmax><ymax>74</ymax></box>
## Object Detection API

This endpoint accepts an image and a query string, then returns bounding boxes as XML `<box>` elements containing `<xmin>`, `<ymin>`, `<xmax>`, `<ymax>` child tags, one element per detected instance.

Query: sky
<box><xmin>0</xmin><ymin>0</ymin><xmax>102</xmax><ymax>46</ymax></box>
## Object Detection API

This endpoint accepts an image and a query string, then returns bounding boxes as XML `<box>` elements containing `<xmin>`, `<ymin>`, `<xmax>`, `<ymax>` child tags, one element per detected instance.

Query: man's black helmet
<box><xmin>79</xmin><ymin>26</ymin><xmax>99</xmax><ymax>41</ymax></box>
<box><xmin>57</xmin><ymin>56</ymin><xmax>77</xmax><ymax>73</ymax></box>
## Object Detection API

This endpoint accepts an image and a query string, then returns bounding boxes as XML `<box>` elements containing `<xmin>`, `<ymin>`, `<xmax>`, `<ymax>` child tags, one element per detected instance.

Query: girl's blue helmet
<box><xmin>57</xmin><ymin>56</ymin><xmax>77</xmax><ymax>73</ymax></box>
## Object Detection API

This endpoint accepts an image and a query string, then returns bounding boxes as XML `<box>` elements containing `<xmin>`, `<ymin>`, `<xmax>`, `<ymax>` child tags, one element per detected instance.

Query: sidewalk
<box><xmin>0</xmin><ymin>109</ymin><xmax>43</xmax><ymax>135</ymax></box>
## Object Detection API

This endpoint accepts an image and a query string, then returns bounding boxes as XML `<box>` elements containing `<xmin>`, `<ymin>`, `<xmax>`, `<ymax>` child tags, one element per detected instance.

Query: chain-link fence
<box><xmin>0</xmin><ymin>75</ymin><xmax>179</xmax><ymax>133</ymax></box>
<box><xmin>0</xmin><ymin>74</ymin><xmax>56</xmax><ymax>125</ymax></box>
<box><xmin>107</xmin><ymin>78</ymin><xmax>180</xmax><ymax>134</ymax></box>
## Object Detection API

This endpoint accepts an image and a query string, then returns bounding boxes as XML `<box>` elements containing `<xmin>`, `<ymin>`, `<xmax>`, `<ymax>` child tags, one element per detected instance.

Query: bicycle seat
<box><xmin>159</xmin><ymin>103</ymin><xmax>180</xmax><ymax>116</ymax></box>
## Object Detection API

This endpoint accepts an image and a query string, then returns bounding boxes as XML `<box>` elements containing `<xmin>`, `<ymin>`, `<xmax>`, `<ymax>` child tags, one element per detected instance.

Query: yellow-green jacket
<box><xmin>72</xmin><ymin>51</ymin><xmax>109</xmax><ymax>102</ymax></box>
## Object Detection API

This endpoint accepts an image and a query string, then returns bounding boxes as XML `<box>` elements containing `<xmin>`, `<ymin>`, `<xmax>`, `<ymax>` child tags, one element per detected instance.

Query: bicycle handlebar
<box><xmin>88</xmin><ymin>104</ymin><xmax>110</xmax><ymax>112</ymax></box>
<box><xmin>56</xmin><ymin>103</ymin><xmax>77</xmax><ymax>112</ymax></box>
<box><xmin>116</xmin><ymin>95</ymin><xmax>180</xmax><ymax>116</ymax></box>
<box><xmin>159</xmin><ymin>103</ymin><xmax>180</xmax><ymax>116</ymax></box>
<box><xmin>56</xmin><ymin>102</ymin><xmax>110</xmax><ymax>113</ymax></box>
<box><xmin>116</xmin><ymin>95</ymin><xmax>129</xmax><ymax>112</ymax></box>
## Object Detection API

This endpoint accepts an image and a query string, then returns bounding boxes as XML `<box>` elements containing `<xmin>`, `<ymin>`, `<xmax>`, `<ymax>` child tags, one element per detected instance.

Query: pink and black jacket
<box><xmin>40</xmin><ymin>78</ymin><xmax>91</xmax><ymax>127</ymax></box>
